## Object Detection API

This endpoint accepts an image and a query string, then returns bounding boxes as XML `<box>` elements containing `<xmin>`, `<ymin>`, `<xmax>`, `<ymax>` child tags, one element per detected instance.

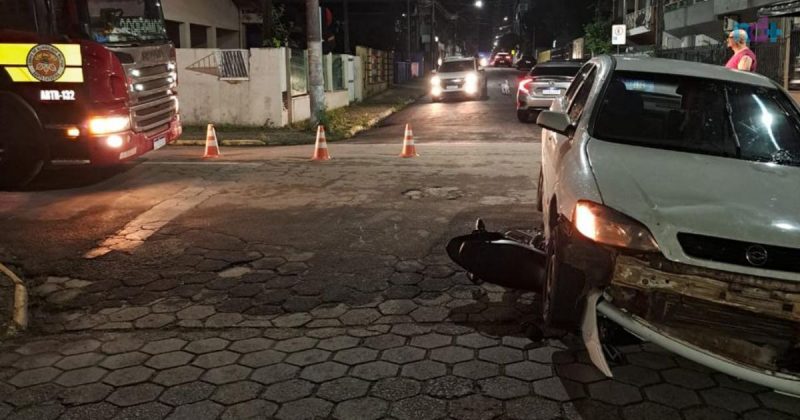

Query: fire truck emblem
<box><xmin>26</xmin><ymin>44</ymin><xmax>66</xmax><ymax>82</ymax></box>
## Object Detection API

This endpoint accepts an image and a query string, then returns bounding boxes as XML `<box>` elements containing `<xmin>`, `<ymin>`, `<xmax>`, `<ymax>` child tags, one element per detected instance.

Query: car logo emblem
<box><xmin>745</xmin><ymin>245</ymin><xmax>768</xmax><ymax>267</ymax></box>
<box><xmin>549</xmin><ymin>81</ymin><xmax>554</xmax><ymax>87</ymax></box>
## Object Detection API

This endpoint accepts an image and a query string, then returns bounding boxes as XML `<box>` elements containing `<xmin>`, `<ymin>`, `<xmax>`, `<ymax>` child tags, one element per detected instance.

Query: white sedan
<box><xmin>448</xmin><ymin>55</ymin><xmax>800</xmax><ymax>396</ymax></box>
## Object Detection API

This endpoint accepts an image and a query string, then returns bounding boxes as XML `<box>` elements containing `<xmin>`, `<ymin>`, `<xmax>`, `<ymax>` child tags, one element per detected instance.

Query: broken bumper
<box><xmin>598</xmin><ymin>301</ymin><xmax>800</xmax><ymax>396</ymax></box>
<box><xmin>595</xmin><ymin>255</ymin><xmax>800</xmax><ymax>396</ymax></box>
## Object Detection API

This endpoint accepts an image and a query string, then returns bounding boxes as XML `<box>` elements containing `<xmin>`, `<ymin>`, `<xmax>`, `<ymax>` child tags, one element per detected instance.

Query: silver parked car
<box><xmin>449</xmin><ymin>55</ymin><xmax>800</xmax><ymax>396</ymax></box>
<box><xmin>516</xmin><ymin>61</ymin><xmax>583</xmax><ymax>123</ymax></box>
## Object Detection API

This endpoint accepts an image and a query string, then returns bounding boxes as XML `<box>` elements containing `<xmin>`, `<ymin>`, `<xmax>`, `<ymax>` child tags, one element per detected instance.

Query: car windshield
<box><xmin>530</xmin><ymin>65</ymin><xmax>581</xmax><ymax>77</ymax></box>
<box><xmin>439</xmin><ymin>60</ymin><xmax>475</xmax><ymax>73</ymax></box>
<box><xmin>87</xmin><ymin>0</ymin><xmax>168</xmax><ymax>44</ymax></box>
<box><xmin>594</xmin><ymin>71</ymin><xmax>800</xmax><ymax>166</ymax></box>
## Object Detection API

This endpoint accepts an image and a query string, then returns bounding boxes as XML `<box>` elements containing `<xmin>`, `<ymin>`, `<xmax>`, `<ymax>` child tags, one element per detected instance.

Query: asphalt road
<box><xmin>352</xmin><ymin>68</ymin><xmax>539</xmax><ymax>144</ymax></box>
<box><xmin>0</xmin><ymin>69</ymin><xmax>797</xmax><ymax>420</ymax></box>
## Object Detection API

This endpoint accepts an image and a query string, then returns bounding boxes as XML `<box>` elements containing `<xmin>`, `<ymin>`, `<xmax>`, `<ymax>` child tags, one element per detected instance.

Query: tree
<box><xmin>584</xmin><ymin>20</ymin><xmax>612</xmax><ymax>56</ymax></box>
<box><xmin>262</xmin><ymin>3</ymin><xmax>290</xmax><ymax>47</ymax></box>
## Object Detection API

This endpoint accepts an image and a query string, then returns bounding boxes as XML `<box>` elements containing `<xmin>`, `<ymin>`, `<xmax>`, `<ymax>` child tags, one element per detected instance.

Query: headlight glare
<box><xmin>573</xmin><ymin>201</ymin><xmax>659</xmax><ymax>252</ymax></box>
<box><xmin>465</xmin><ymin>72</ymin><xmax>478</xmax><ymax>85</ymax></box>
<box><xmin>89</xmin><ymin>116</ymin><xmax>131</xmax><ymax>135</ymax></box>
<box><xmin>431</xmin><ymin>75</ymin><xmax>441</xmax><ymax>86</ymax></box>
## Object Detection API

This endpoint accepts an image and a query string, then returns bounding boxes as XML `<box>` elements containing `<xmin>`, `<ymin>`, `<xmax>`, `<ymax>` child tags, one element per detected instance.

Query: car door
<box><xmin>542</xmin><ymin>64</ymin><xmax>598</xmax><ymax>228</ymax></box>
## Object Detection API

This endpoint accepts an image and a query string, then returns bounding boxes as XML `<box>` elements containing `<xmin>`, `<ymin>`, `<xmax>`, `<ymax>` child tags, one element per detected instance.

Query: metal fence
<box><xmin>654</xmin><ymin>43</ymin><xmax>787</xmax><ymax>85</ymax></box>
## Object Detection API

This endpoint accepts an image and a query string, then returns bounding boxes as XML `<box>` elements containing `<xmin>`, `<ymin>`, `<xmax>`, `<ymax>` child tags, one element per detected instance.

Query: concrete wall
<box><xmin>162</xmin><ymin>0</ymin><xmax>242</xmax><ymax>48</ymax></box>
<box><xmin>178</xmin><ymin>48</ymin><xmax>365</xmax><ymax>127</ymax></box>
<box><xmin>326</xmin><ymin>91</ymin><xmax>350</xmax><ymax>110</ymax></box>
<box><xmin>177</xmin><ymin>48</ymin><xmax>285</xmax><ymax>127</ymax></box>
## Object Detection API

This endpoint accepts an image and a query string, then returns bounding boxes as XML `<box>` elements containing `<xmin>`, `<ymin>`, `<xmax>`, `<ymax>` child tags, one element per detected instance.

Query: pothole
<box><xmin>403</xmin><ymin>187</ymin><xmax>463</xmax><ymax>200</ymax></box>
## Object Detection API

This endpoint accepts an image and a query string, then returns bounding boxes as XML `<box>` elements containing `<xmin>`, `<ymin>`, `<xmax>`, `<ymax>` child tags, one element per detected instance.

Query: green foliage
<box><xmin>584</xmin><ymin>20</ymin><xmax>613</xmax><ymax>55</ymax></box>
<box><xmin>263</xmin><ymin>4</ymin><xmax>290</xmax><ymax>48</ymax></box>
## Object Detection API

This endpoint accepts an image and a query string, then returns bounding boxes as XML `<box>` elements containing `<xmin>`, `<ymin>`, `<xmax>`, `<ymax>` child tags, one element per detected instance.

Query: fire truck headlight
<box><xmin>89</xmin><ymin>116</ymin><xmax>131</xmax><ymax>135</ymax></box>
<box><xmin>168</xmin><ymin>62</ymin><xmax>176</xmax><ymax>71</ymax></box>
<box><xmin>130</xmin><ymin>69</ymin><xmax>141</xmax><ymax>77</ymax></box>
<box><xmin>105</xmin><ymin>135</ymin><xmax>125</xmax><ymax>149</ymax></box>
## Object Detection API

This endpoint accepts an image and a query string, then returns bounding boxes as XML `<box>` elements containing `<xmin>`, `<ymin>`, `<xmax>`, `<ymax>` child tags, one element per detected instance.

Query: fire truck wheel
<box><xmin>0</xmin><ymin>93</ymin><xmax>46</xmax><ymax>189</ymax></box>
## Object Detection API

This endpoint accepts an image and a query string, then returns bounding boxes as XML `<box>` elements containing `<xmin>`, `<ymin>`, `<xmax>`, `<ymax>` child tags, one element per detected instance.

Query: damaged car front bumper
<box><xmin>590</xmin><ymin>254</ymin><xmax>800</xmax><ymax>397</ymax></box>
<box><xmin>447</xmin><ymin>221</ymin><xmax>800</xmax><ymax>396</ymax></box>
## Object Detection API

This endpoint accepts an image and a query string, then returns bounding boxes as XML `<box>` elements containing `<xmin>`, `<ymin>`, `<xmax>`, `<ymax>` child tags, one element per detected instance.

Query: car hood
<box><xmin>587</xmin><ymin>139</ymin><xmax>800</xmax><ymax>280</ymax></box>
<box><xmin>438</xmin><ymin>71</ymin><xmax>474</xmax><ymax>79</ymax></box>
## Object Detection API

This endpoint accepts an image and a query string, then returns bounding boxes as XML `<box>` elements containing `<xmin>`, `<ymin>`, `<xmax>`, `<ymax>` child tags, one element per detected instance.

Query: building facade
<box><xmin>161</xmin><ymin>0</ymin><xmax>244</xmax><ymax>49</ymax></box>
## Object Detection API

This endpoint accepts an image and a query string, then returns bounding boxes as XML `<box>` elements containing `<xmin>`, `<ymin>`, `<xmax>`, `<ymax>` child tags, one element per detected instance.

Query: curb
<box><xmin>342</xmin><ymin>96</ymin><xmax>422</xmax><ymax>139</ymax></box>
<box><xmin>174</xmin><ymin>139</ymin><xmax>266</xmax><ymax>147</ymax></box>
<box><xmin>173</xmin><ymin>91</ymin><xmax>425</xmax><ymax>146</ymax></box>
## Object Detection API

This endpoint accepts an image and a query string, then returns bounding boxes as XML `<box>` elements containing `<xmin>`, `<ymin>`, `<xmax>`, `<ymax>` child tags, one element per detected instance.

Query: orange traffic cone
<box><xmin>311</xmin><ymin>125</ymin><xmax>331</xmax><ymax>161</ymax></box>
<box><xmin>400</xmin><ymin>124</ymin><xmax>418</xmax><ymax>158</ymax></box>
<box><xmin>203</xmin><ymin>124</ymin><xmax>220</xmax><ymax>158</ymax></box>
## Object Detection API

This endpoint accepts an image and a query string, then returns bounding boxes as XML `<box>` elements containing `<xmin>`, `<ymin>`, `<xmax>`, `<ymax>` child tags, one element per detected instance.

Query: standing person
<box><xmin>725</xmin><ymin>29</ymin><xmax>757</xmax><ymax>72</ymax></box>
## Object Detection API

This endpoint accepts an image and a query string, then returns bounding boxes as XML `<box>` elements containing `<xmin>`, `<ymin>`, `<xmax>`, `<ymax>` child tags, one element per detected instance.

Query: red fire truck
<box><xmin>0</xmin><ymin>0</ymin><xmax>181</xmax><ymax>188</ymax></box>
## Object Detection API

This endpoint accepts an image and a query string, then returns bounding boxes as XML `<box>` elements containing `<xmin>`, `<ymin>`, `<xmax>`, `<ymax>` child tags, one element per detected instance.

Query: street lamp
<box><xmin>475</xmin><ymin>0</ymin><xmax>483</xmax><ymax>8</ymax></box>
<box><xmin>504</xmin><ymin>16</ymin><xmax>508</xmax><ymax>21</ymax></box>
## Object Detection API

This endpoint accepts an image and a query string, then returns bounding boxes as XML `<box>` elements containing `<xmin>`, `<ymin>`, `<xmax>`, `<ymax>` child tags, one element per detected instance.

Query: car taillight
<box><xmin>518</xmin><ymin>77</ymin><xmax>535</xmax><ymax>95</ymax></box>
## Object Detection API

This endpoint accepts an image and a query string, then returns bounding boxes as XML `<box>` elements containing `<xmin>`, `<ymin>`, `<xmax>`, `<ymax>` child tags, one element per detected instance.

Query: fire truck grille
<box><xmin>129</xmin><ymin>64</ymin><xmax>177</xmax><ymax>134</ymax></box>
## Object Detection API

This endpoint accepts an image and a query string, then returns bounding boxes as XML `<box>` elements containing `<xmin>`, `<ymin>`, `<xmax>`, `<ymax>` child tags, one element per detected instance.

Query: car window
<box><xmin>530</xmin><ymin>65</ymin><xmax>581</xmax><ymax>77</ymax></box>
<box><xmin>0</xmin><ymin>0</ymin><xmax>39</xmax><ymax>32</ymax></box>
<box><xmin>565</xmin><ymin>64</ymin><xmax>594</xmax><ymax>103</ymax></box>
<box><xmin>439</xmin><ymin>60</ymin><xmax>475</xmax><ymax>73</ymax></box>
<box><xmin>593</xmin><ymin>71</ymin><xmax>800</xmax><ymax>165</ymax></box>
<box><xmin>567</xmin><ymin>67</ymin><xmax>597</xmax><ymax>121</ymax></box>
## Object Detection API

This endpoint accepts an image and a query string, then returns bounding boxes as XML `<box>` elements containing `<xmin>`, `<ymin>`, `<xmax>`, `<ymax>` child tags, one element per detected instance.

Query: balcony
<box><xmin>625</xmin><ymin>5</ymin><xmax>655</xmax><ymax>37</ymax></box>
<box><xmin>664</xmin><ymin>0</ymin><xmax>719</xmax><ymax>38</ymax></box>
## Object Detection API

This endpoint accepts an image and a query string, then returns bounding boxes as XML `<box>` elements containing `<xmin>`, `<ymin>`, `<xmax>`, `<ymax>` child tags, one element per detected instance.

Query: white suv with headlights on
<box><xmin>430</xmin><ymin>57</ymin><xmax>488</xmax><ymax>102</ymax></box>
<box><xmin>447</xmin><ymin>56</ymin><xmax>800</xmax><ymax>396</ymax></box>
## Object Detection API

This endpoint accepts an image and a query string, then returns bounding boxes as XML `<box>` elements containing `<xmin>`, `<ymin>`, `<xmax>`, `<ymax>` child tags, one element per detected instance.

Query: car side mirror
<box><xmin>537</xmin><ymin>111</ymin><xmax>575</xmax><ymax>138</ymax></box>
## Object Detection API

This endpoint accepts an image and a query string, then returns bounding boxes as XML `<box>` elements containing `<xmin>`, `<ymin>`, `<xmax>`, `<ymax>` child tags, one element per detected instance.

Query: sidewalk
<box><xmin>177</xmin><ymin>81</ymin><xmax>427</xmax><ymax>147</ymax></box>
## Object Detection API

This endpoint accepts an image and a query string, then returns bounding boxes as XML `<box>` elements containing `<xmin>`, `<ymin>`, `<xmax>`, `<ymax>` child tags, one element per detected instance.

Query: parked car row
<box><xmin>448</xmin><ymin>55</ymin><xmax>800</xmax><ymax>396</ymax></box>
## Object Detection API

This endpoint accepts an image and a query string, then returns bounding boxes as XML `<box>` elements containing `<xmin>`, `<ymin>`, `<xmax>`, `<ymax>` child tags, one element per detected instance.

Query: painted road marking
<box><xmin>84</xmin><ymin>185</ymin><xmax>218</xmax><ymax>259</ymax></box>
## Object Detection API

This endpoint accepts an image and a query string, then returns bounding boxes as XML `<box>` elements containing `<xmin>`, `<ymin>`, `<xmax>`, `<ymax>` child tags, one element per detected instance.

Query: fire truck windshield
<box><xmin>86</xmin><ymin>0</ymin><xmax>167</xmax><ymax>44</ymax></box>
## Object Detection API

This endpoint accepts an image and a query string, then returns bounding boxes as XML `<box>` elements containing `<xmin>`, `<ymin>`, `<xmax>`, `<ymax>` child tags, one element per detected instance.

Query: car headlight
<box><xmin>479</xmin><ymin>58</ymin><xmax>489</xmax><ymax>67</ymax></box>
<box><xmin>573</xmin><ymin>201</ymin><xmax>659</xmax><ymax>252</ymax></box>
<box><xmin>88</xmin><ymin>115</ymin><xmax>131</xmax><ymax>135</ymax></box>
<box><xmin>431</xmin><ymin>75</ymin><xmax>441</xmax><ymax>86</ymax></box>
<box><xmin>465</xmin><ymin>72</ymin><xmax>478</xmax><ymax>85</ymax></box>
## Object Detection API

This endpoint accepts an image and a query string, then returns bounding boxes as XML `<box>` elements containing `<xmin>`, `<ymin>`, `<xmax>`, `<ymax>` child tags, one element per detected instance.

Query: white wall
<box><xmin>177</xmin><ymin>48</ymin><xmax>285</xmax><ymax>127</ymax></box>
<box><xmin>326</xmin><ymin>91</ymin><xmax>350</xmax><ymax>110</ymax></box>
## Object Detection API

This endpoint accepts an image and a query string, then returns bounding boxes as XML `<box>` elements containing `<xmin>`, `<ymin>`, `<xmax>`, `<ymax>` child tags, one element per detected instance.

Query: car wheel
<box><xmin>517</xmin><ymin>109</ymin><xmax>531</xmax><ymax>123</ymax></box>
<box><xmin>542</xmin><ymin>223</ymin><xmax>587</xmax><ymax>331</ymax></box>
<box><xmin>0</xmin><ymin>93</ymin><xmax>46</xmax><ymax>189</ymax></box>
<box><xmin>481</xmin><ymin>84</ymin><xmax>489</xmax><ymax>100</ymax></box>
<box><xmin>431</xmin><ymin>96</ymin><xmax>440</xmax><ymax>103</ymax></box>
<box><xmin>536</xmin><ymin>169</ymin><xmax>544</xmax><ymax>212</ymax></box>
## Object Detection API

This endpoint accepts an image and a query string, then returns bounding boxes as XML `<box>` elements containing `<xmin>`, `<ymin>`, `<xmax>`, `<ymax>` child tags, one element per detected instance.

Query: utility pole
<box><xmin>407</xmin><ymin>0</ymin><xmax>412</xmax><ymax>60</ymax></box>
<box><xmin>431</xmin><ymin>0</ymin><xmax>436</xmax><ymax>70</ymax></box>
<box><xmin>263</xmin><ymin>0</ymin><xmax>274</xmax><ymax>46</ymax></box>
<box><xmin>343</xmin><ymin>0</ymin><xmax>351</xmax><ymax>54</ymax></box>
<box><xmin>307</xmin><ymin>0</ymin><xmax>325</xmax><ymax>126</ymax></box>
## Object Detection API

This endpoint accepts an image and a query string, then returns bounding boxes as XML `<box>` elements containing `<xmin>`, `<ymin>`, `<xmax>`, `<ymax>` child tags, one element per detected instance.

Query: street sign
<box><xmin>612</xmin><ymin>24</ymin><xmax>626</xmax><ymax>45</ymax></box>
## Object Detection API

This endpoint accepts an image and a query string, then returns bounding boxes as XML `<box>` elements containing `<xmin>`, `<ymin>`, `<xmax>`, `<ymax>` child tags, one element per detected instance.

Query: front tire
<box><xmin>542</xmin><ymin>223</ymin><xmax>587</xmax><ymax>330</ymax></box>
<box><xmin>517</xmin><ymin>109</ymin><xmax>531</xmax><ymax>123</ymax></box>
<box><xmin>0</xmin><ymin>93</ymin><xmax>46</xmax><ymax>189</ymax></box>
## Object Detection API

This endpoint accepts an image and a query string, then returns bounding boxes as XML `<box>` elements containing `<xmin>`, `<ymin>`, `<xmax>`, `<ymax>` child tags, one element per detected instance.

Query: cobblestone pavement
<box><xmin>1</xmin><ymin>318</ymin><xmax>799</xmax><ymax>420</ymax></box>
<box><xmin>1</xmin><ymin>77</ymin><xmax>799</xmax><ymax>419</ymax></box>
